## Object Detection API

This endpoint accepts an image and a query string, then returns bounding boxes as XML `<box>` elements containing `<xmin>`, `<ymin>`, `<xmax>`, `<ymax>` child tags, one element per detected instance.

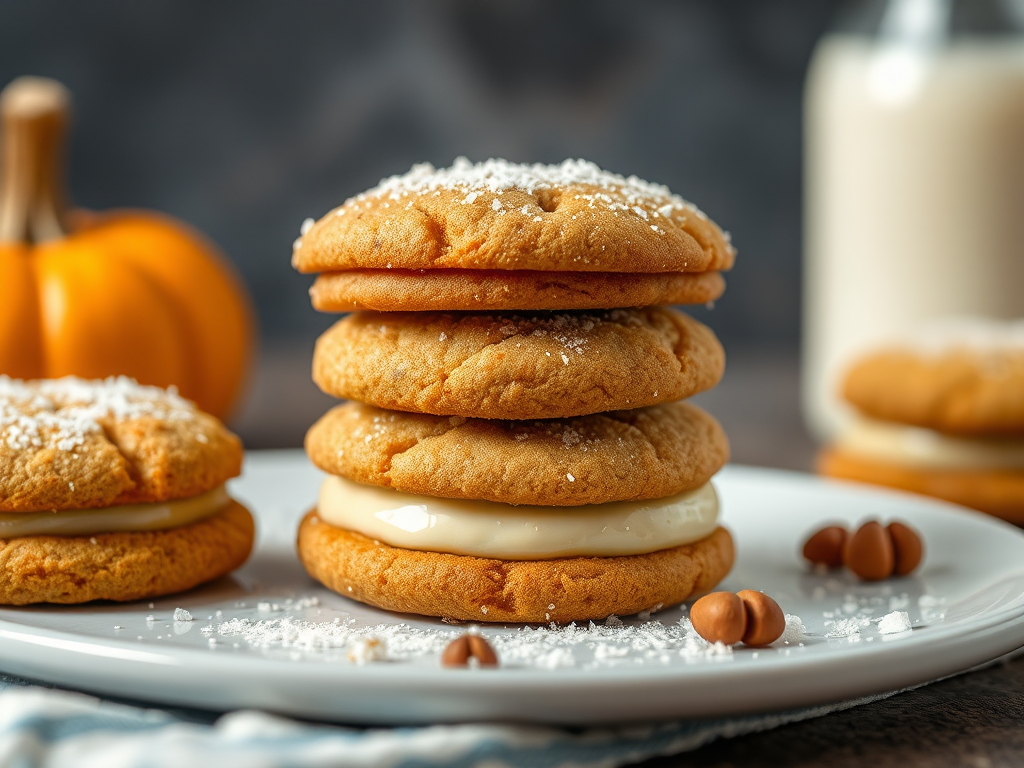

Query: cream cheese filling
<box><xmin>0</xmin><ymin>485</ymin><xmax>231</xmax><ymax>539</ymax></box>
<box><xmin>316</xmin><ymin>475</ymin><xmax>720</xmax><ymax>559</ymax></box>
<box><xmin>837</xmin><ymin>416</ymin><xmax>1024</xmax><ymax>470</ymax></box>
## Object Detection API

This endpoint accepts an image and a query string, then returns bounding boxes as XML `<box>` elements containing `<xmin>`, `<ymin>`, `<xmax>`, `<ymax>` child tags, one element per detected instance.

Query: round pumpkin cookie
<box><xmin>313</xmin><ymin>307</ymin><xmax>725</xmax><ymax>420</ymax></box>
<box><xmin>0</xmin><ymin>501</ymin><xmax>254</xmax><ymax>605</ymax></box>
<box><xmin>0</xmin><ymin>376</ymin><xmax>253</xmax><ymax>604</ymax></box>
<box><xmin>0</xmin><ymin>376</ymin><xmax>243</xmax><ymax>512</ymax></box>
<box><xmin>309</xmin><ymin>268</ymin><xmax>725</xmax><ymax>312</ymax></box>
<box><xmin>843</xmin><ymin>319</ymin><xmax>1024</xmax><ymax>436</ymax></box>
<box><xmin>292</xmin><ymin>158</ymin><xmax>734</xmax><ymax>277</ymax></box>
<box><xmin>305</xmin><ymin>401</ymin><xmax>729</xmax><ymax>506</ymax></box>
<box><xmin>819</xmin><ymin>447</ymin><xmax>1024</xmax><ymax>523</ymax></box>
<box><xmin>297</xmin><ymin>511</ymin><xmax>734</xmax><ymax>623</ymax></box>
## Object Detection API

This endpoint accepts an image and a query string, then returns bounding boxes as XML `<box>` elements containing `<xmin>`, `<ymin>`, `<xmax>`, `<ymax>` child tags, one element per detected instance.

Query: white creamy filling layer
<box><xmin>837</xmin><ymin>416</ymin><xmax>1024</xmax><ymax>470</ymax></box>
<box><xmin>0</xmin><ymin>485</ymin><xmax>231</xmax><ymax>539</ymax></box>
<box><xmin>317</xmin><ymin>475</ymin><xmax>720</xmax><ymax>559</ymax></box>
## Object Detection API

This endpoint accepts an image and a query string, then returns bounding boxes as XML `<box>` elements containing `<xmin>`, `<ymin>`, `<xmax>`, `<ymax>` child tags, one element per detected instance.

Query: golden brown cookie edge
<box><xmin>819</xmin><ymin>447</ymin><xmax>1024</xmax><ymax>523</ymax></box>
<box><xmin>309</xmin><ymin>269</ymin><xmax>726</xmax><ymax>312</ymax></box>
<box><xmin>0</xmin><ymin>409</ymin><xmax>244</xmax><ymax>513</ymax></box>
<box><xmin>0</xmin><ymin>500</ymin><xmax>255</xmax><ymax>604</ymax></box>
<box><xmin>305</xmin><ymin>401</ymin><xmax>731</xmax><ymax>506</ymax></box>
<box><xmin>297</xmin><ymin>511</ymin><xmax>734</xmax><ymax>623</ymax></box>
<box><xmin>311</xmin><ymin>307</ymin><xmax>725</xmax><ymax>420</ymax></box>
<box><xmin>842</xmin><ymin>351</ymin><xmax>1024</xmax><ymax>436</ymax></box>
<box><xmin>293</xmin><ymin>183</ymin><xmax>735</xmax><ymax>275</ymax></box>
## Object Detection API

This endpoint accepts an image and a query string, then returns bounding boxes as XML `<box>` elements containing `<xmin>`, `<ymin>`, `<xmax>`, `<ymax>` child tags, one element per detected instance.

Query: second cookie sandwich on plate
<box><xmin>294</xmin><ymin>158</ymin><xmax>736</xmax><ymax>622</ymax></box>
<box><xmin>0</xmin><ymin>376</ymin><xmax>254</xmax><ymax>604</ymax></box>
<box><xmin>820</xmin><ymin>318</ymin><xmax>1024</xmax><ymax>523</ymax></box>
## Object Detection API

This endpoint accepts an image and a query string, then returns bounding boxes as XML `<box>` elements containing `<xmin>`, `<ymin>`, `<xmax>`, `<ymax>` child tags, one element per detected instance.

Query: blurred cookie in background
<box><xmin>819</xmin><ymin>318</ymin><xmax>1024</xmax><ymax>523</ymax></box>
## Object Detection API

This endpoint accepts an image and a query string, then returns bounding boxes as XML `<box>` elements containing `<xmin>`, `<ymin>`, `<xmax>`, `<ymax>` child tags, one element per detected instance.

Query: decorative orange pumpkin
<box><xmin>0</xmin><ymin>77</ymin><xmax>254</xmax><ymax>418</ymax></box>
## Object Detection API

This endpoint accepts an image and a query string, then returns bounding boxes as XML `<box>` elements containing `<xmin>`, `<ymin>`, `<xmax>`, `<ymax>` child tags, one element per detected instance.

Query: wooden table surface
<box><xmin>233</xmin><ymin>345</ymin><xmax>1024</xmax><ymax>767</ymax></box>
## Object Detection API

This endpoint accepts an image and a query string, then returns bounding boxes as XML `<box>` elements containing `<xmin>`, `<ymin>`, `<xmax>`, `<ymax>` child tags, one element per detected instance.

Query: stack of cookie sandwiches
<box><xmin>293</xmin><ymin>158</ymin><xmax>736</xmax><ymax>622</ymax></box>
<box><xmin>0</xmin><ymin>377</ymin><xmax>254</xmax><ymax>604</ymax></box>
<box><xmin>820</xmin><ymin>319</ymin><xmax>1024</xmax><ymax>524</ymax></box>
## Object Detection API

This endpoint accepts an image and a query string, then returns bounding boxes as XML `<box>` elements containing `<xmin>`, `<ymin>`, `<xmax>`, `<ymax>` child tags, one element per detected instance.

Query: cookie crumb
<box><xmin>347</xmin><ymin>636</ymin><xmax>387</xmax><ymax>665</ymax></box>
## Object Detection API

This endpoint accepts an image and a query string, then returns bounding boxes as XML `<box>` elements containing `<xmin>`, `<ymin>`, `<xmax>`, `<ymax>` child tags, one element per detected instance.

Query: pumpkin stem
<box><xmin>0</xmin><ymin>77</ymin><xmax>71</xmax><ymax>244</ymax></box>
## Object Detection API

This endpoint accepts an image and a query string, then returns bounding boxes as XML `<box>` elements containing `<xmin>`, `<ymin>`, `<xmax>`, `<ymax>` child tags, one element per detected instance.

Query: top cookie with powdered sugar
<box><xmin>292</xmin><ymin>158</ymin><xmax>734</xmax><ymax>275</ymax></box>
<box><xmin>0</xmin><ymin>376</ymin><xmax>242</xmax><ymax>512</ymax></box>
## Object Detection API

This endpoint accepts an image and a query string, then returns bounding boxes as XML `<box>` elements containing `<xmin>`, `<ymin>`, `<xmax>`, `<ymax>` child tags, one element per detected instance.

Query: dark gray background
<box><xmin>0</xmin><ymin>0</ymin><xmax>845</xmax><ymax>449</ymax></box>
<box><xmin>0</xmin><ymin>0</ymin><xmax>844</xmax><ymax>349</ymax></box>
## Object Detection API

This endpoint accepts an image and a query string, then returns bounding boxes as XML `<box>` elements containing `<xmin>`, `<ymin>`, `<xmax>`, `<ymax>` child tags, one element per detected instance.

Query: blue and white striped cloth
<box><xmin>0</xmin><ymin>673</ymin><xmax>901</xmax><ymax>768</ymax></box>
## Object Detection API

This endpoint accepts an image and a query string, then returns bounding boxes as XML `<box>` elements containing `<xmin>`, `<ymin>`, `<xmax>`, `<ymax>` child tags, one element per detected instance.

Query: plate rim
<box><xmin>1</xmin><ymin>459</ymin><xmax>1024</xmax><ymax>724</ymax></box>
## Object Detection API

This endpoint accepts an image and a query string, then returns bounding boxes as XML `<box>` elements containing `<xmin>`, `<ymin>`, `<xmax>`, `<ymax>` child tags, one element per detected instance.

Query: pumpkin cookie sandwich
<box><xmin>0</xmin><ymin>376</ymin><xmax>254</xmax><ymax>604</ymax></box>
<box><xmin>819</xmin><ymin>319</ymin><xmax>1024</xmax><ymax>522</ymax></box>
<box><xmin>293</xmin><ymin>157</ymin><xmax>734</xmax><ymax>312</ymax></box>
<box><xmin>300</xmin><ymin>402</ymin><xmax>732</xmax><ymax>623</ymax></box>
<box><xmin>294</xmin><ymin>158</ymin><xmax>735</xmax><ymax>622</ymax></box>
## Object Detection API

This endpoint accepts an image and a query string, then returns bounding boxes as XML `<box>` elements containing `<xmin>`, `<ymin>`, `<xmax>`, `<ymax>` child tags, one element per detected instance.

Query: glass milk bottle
<box><xmin>803</xmin><ymin>0</ymin><xmax>1024</xmax><ymax>440</ymax></box>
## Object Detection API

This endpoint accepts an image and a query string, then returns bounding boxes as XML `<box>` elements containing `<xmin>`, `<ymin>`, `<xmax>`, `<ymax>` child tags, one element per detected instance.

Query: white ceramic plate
<box><xmin>1</xmin><ymin>450</ymin><xmax>1023</xmax><ymax>725</ymax></box>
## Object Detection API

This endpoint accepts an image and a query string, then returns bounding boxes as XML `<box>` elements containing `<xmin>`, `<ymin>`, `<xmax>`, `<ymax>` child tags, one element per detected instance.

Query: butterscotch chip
<box><xmin>0</xmin><ymin>501</ymin><xmax>254</xmax><ymax>605</ymax></box>
<box><xmin>843</xmin><ymin>335</ymin><xmax>1024</xmax><ymax>435</ymax></box>
<box><xmin>819</xmin><ymin>447</ymin><xmax>1024</xmax><ymax>523</ymax></box>
<box><xmin>305</xmin><ymin>401</ymin><xmax>729</xmax><ymax>506</ymax></box>
<box><xmin>0</xmin><ymin>377</ymin><xmax>242</xmax><ymax>512</ymax></box>
<box><xmin>310</xmin><ymin>269</ymin><xmax>725</xmax><ymax>312</ymax></box>
<box><xmin>292</xmin><ymin>158</ymin><xmax>734</xmax><ymax>275</ymax></box>
<box><xmin>297</xmin><ymin>512</ymin><xmax>734</xmax><ymax>623</ymax></box>
<box><xmin>313</xmin><ymin>308</ymin><xmax>724</xmax><ymax>420</ymax></box>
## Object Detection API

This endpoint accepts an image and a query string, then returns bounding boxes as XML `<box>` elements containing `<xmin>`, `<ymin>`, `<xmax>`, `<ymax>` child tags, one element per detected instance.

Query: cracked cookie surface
<box><xmin>305</xmin><ymin>401</ymin><xmax>729</xmax><ymax>506</ymax></box>
<box><xmin>297</xmin><ymin>512</ymin><xmax>733</xmax><ymax>622</ymax></box>
<box><xmin>0</xmin><ymin>377</ymin><xmax>242</xmax><ymax>512</ymax></box>
<box><xmin>292</xmin><ymin>158</ymin><xmax>734</xmax><ymax>275</ymax></box>
<box><xmin>314</xmin><ymin>307</ymin><xmax>724</xmax><ymax>419</ymax></box>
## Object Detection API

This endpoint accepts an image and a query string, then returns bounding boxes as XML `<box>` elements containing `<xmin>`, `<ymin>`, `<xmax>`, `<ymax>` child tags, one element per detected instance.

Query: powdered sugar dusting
<box><xmin>206</xmin><ymin>614</ymin><xmax>735</xmax><ymax>669</ymax></box>
<box><xmin>777</xmin><ymin>614</ymin><xmax>806</xmax><ymax>645</ymax></box>
<box><xmin>824</xmin><ymin>617</ymin><xmax>871</xmax><ymax>639</ymax></box>
<box><xmin>877</xmin><ymin>610</ymin><xmax>913</xmax><ymax>635</ymax></box>
<box><xmin>364</xmin><ymin>157</ymin><xmax>706</xmax><ymax>220</ymax></box>
<box><xmin>0</xmin><ymin>376</ymin><xmax>195</xmax><ymax>453</ymax></box>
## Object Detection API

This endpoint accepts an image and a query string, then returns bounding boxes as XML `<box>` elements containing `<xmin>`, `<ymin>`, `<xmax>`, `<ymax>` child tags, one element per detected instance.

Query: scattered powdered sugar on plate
<box><xmin>346</xmin><ymin>637</ymin><xmax>387</xmax><ymax>665</ymax></box>
<box><xmin>877</xmin><ymin>611</ymin><xmax>913</xmax><ymax>635</ymax></box>
<box><xmin>204</xmin><ymin>614</ymin><xmax>736</xmax><ymax>669</ymax></box>
<box><xmin>776</xmin><ymin>614</ymin><xmax>806</xmax><ymax>645</ymax></box>
<box><xmin>824</xmin><ymin>617</ymin><xmax>872</xmax><ymax>639</ymax></box>
<box><xmin>497</xmin><ymin>619</ymin><xmax>733</xmax><ymax>669</ymax></box>
<box><xmin>918</xmin><ymin>594</ymin><xmax>947</xmax><ymax>622</ymax></box>
<box><xmin>0</xmin><ymin>376</ymin><xmax>195</xmax><ymax>453</ymax></box>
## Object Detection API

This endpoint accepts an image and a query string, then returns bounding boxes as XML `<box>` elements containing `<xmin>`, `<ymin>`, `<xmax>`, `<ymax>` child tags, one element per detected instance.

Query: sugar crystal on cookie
<box><xmin>0</xmin><ymin>376</ymin><xmax>195</xmax><ymax>453</ymax></box>
<box><xmin>370</xmin><ymin>158</ymin><xmax>706</xmax><ymax>219</ymax></box>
